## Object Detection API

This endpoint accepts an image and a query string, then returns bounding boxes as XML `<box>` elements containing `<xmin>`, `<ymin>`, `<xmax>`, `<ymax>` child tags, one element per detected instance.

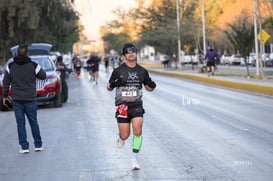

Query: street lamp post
<box><xmin>257</xmin><ymin>0</ymin><xmax>264</xmax><ymax>79</ymax></box>
<box><xmin>176</xmin><ymin>0</ymin><xmax>182</xmax><ymax>68</ymax></box>
<box><xmin>202</xmin><ymin>0</ymin><xmax>206</xmax><ymax>55</ymax></box>
<box><xmin>253</xmin><ymin>0</ymin><xmax>260</xmax><ymax>77</ymax></box>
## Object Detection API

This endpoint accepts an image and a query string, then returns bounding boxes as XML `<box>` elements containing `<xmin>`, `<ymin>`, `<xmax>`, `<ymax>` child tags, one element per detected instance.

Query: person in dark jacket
<box><xmin>56</xmin><ymin>55</ymin><xmax>68</xmax><ymax>102</ymax></box>
<box><xmin>205</xmin><ymin>45</ymin><xmax>218</xmax><ymax>76</ymax></box>
<box><xmin>2</xmin><ymin>44</ymin><xmax>46</xmax><ymax>154</ymax></box>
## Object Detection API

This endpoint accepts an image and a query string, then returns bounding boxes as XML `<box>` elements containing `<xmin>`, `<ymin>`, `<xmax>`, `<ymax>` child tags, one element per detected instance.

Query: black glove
<box><xmin>145</xmin><ymin>78</ymin><xmax>156</xmax><ymax>89</ymax></box>
<box><xmin>109</xmin><ymin>77</ymin><xmax>125</xmax><ymax>89</ymax></box>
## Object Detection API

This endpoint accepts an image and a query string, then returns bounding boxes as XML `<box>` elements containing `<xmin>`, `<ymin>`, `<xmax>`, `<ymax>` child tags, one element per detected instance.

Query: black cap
<box><xmin>122</xmin><ymin>43</ymin><xmax>137</xmax><ymax>55</ymax></box>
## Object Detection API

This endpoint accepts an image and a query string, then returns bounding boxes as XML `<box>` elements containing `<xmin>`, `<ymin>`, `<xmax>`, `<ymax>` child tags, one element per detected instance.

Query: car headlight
<box><xmin>45</xmin><ymin>77</ymin><xmax>58</xmax><ymax>85</ymax></box>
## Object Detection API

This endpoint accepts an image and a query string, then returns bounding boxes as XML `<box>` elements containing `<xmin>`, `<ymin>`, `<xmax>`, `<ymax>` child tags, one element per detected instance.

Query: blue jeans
<box><xmin>12</xmin><ymin>101</ymin><xmax>42</xmax><ymax>150</ymax></box>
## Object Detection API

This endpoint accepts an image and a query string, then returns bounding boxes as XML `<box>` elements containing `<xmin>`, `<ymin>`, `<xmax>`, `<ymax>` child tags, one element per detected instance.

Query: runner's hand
<box><xmin>145</xmin><ymin>78</ymin><xmax>156</xmax><ymax>89</ymax></box>
<box><xmin>110</xmin><ymin>77</ymin><xmax>125</xmax><ymax>89</ymax></box>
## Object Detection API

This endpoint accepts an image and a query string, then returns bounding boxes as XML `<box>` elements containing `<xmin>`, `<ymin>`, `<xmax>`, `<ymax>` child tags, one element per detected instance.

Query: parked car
<box><xmin>245</xmin><ymin>53</ymin><xmax>255</xmax><ymax>66</ymax></box>
<box><xmin>31</xmin><ymin>55</ymin><xmax>63</xmax><ymax>107</ymax></box>
<box><xmin>220</xmin><ymin>54</ymin><xmax>232</xmax><ymax>65</ymax></box>
<box><xmin>180</xmin><ymin>52</ymin><xmax>199</xmax><ymax>65</ymax></box>
<box><xmin>249</xmin><ymin>53</ymin><xmax>273</xmax><ymax>67</ymax></box>
<box><xmin>264</xmin><ymin>57</ymin><xmax>273</xmax><ymax>67</ymax></box>
<box><xmin>230</xmin><ymin>54</ymin><xmax>244</xmax><ymax>65</ymax></box>
<box><xmin>0</xmin><ymin>43</ymin><xmax>64</xmax><ymax>111</ymax></box>
<box><xmin>262</xmin><ymin>53</ymin><xmax>273</xmax><ymax>67</ymax></box>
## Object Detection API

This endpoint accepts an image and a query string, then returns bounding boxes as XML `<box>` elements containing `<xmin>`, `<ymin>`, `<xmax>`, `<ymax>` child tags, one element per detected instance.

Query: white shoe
<box><xmin>19</xmin><ymin>149</ymin><xmax>29</xmax><ymax>154</ymax></box>
<box><xmin>116</xmin><ymin>138</ymin><xmax>125</xmax><ymax>148</ymax></box>
<box><xmin>131</xmin><ymin>158</ymin><xmax>141</xmax><ymax>170</ymax></box>
<box><xmin>34</xmin><ymin>147</ymin><xmax>44</xmax><ymax>152</ymax></box>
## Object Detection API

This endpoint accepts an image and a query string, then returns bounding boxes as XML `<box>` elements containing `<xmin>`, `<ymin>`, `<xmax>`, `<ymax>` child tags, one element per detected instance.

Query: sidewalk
<box><xmin>140</xmin><ymin>60</ymin><xmax>273</xmax><ymax>96</ymax></box>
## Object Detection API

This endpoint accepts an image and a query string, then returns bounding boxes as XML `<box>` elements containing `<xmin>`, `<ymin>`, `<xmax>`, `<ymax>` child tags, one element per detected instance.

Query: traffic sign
<box><xmin>257</xmin><ymin>29</ymin><xmax>270</xmax><ymax>43</ymax></box>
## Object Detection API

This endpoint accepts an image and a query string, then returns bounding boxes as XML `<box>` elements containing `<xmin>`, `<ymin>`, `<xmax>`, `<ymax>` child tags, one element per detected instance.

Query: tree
<box><xmin>224</xmin><ymin>15</ymin><xmax>254</xmax><ymax>77</ymax></box>
<box><xmin>102</xmin><ymin>32</ymin><xmax>130</xmax><ymax>54</ymax></box>
<box><xmin>99</xmin><ymin>0</ymin><xmax>273</xmax><ymax>70</ymax></box>
<box><xmin>263</xmin><ymin>16</ymin><xmax>273</xmax><ymax>42</ymax></box>
<box><xmin>131</xmin><ymin>0</ymin><xmax>206</xmax><ymax>62</ymax></box>
<box><xmin>0</xmin><ymin>0</ymin><xmax>80</xmax><ymax>63</ymax></box>
<box><xmin>132</xmin><ymin>0</ymin><xmax>181</xmax><ymax>64</ymax></box>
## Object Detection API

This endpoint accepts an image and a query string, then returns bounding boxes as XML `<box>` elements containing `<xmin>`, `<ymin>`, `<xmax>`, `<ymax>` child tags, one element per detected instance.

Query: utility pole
<box><xmin>253</xmin><ymin>0</ymin><xmax>260</xmax><ymax>77</ymax></box>
<box><xmin>176</xmin><ymin>0</ymin><xmax>182</xmax><ymax>69</ymax></box>
<box><xmin>202</xmin><ymin>0</ymin><xmax>206</xmax><ymax>55</ymax></box>
<box><xmin>257</xmin><ymin>0</ymin><xmax>264</xmax><ymax>79</ymax></box>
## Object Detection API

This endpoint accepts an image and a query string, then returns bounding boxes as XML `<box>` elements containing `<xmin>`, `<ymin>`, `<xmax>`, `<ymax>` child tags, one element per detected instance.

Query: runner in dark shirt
<box><xmin>205</xmin><ymin>45</ymin><xmax>218</xmax><ymax>76</ymax></box>
<box><xmin>87</xmin><ymin>52</ymin><xmax>101</xmax><ymax>84</ymax></box>
<box><xmin>107</xmin><ymin>43</ymin><xmax>156</xmax><ymax>170</ymax></box>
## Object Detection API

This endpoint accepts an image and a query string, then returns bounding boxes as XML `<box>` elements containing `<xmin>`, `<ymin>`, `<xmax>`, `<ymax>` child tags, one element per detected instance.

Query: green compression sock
<box><xmin>132</xmin><ymin>135</ymin><xmax>142</xmax><ymax>153</ymax></box>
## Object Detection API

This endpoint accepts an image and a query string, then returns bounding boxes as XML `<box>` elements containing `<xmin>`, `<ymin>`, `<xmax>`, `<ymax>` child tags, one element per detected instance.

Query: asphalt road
<box><xmin>0</xmin><ymin>69</ymin><xmax>273</xmax><ymax>181</ymax></box>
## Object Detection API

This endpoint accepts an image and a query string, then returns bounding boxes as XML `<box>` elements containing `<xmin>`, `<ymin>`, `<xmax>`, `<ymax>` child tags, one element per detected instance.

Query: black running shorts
<box><xmin>116</xmin><ymin>104</ymin><xmax>145</xmax><ymax>123</ymax></box>
<box><xmin>206</xmin><ymin>60</ymin><xmax>215</xmax><ymax>67</ymax></box>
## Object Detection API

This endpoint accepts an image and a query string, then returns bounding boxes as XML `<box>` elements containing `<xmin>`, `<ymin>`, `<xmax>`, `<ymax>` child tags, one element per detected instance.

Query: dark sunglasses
<box><xmin>124</xmin><ymin>47</ymin><xmax>137</xmax><ymax>54</ymax></box>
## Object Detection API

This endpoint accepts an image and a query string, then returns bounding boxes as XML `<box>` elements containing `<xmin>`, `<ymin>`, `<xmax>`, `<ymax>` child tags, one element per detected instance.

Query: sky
<box><xmin>74</xmin><ymin>0</ymin><xmax>137</xmax><ymax>40</ymax></box>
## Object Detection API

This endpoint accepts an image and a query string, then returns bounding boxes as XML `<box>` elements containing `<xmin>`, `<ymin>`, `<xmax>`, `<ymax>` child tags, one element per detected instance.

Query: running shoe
<box><xmin>19</xmin><ymin>149</ymin><xmax>29</xmax><ymax>154</ymax></box>
<box><xmin>131</xmin><ymin>158</ymin><xmax>141</xmax><ymax>170</ymax></box>
<box><xmin>116</xmin><ymin>138</ymin><xmax>125</xmax><ymax>148</ymax></box>
<box><xmin>34</xmin><ymin>147</ymin><xmax>44</xmax><ymax>152</ymax></box>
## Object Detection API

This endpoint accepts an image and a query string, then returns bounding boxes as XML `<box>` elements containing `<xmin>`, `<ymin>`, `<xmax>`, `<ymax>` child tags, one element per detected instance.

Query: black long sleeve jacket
<box><xmin>3</xmin><ymin>55</ymin><xmax>46</xmax><ymax>102</ymax></box>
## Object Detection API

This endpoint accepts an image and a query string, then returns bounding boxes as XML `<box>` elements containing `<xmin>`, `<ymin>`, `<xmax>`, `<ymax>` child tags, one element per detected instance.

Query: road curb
<box><xmin>148</xmin><ymin>69</ymin><xmax>273</xmax><ymax>96</ymax></box>
<box><xmin>139</xmin><ymin>63</ymin><xmax>162</xmax><ymax>67</ymax></box>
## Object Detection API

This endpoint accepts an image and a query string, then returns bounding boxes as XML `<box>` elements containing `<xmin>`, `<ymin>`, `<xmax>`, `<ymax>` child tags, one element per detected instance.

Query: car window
<box><xmin>10</xmin><ymin>43</ymin><xmax>52</xmax><ymax>56</ymax></box>
<box><xmin>31</xmin><ymin>57</ymin><xmax>54</xmax><ymax>71</ymax></box>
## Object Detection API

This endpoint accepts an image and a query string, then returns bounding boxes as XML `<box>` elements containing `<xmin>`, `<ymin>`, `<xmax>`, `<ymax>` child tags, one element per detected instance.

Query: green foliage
<box><xmin>103</xmin><ymin>33</ymin><xmax>130</xmax><ymax>54</ymax></box>
<box><xmin>224</xmin><ymin>16</ymin><xmax>254</xmax><ymax>58</ymax></box>
<box><xmin>102</xmin><ymin>0</ymin><xmax>200</xmax><ymax>59</ymax></box>
<box><xmin>0</xmin><ymin>0</ymin><xmax>80</xmax><ymax>61</ymax></box>
<box><xmin>101</xmin><ymin>9</ymin><xmax>130</xmax><ymax>54</ymax></box>
<box><xmin>139</xmin><ymin>1</ymin><xmax>178</xmax><ymax>54</ymax></box>
<box><xmin>263</xmin><ymin>17</ymin><xmax>273</xmax><ymax>43</ymax></box>
<box><xmin>224</xmin><ymin>16</ymin><xmax>254</xmax><ymax>77</ymax></box>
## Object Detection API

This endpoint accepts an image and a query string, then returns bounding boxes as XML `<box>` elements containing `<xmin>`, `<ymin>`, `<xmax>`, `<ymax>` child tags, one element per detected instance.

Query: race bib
<box><xmin>121</xmin><ymin>87</ymin><xmax>138</xmax><ymax>97</ymax></box>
